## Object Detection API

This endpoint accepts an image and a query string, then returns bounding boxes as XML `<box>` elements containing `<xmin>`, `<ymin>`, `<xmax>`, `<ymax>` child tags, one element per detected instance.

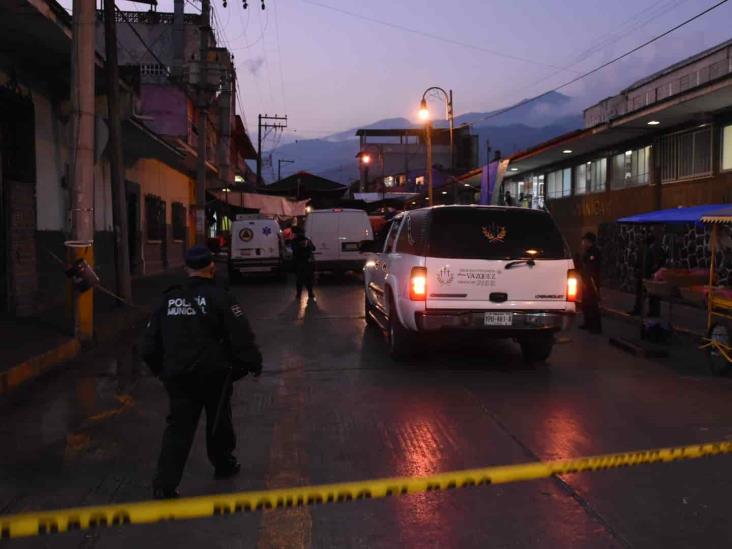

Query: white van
<box><xmin>305</xmin><ymin>209</ymin><xmax>374</xmax><ymax>272</ymax></box>
<box><xmin>229</xmin><ymin>215</ymin><xmax>285</xmax><ymax>278</ymax></box>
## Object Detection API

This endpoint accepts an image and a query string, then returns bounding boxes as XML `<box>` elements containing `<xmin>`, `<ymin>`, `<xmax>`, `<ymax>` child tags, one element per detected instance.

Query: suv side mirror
<box><xmin>359</xmin><ymin>240</ymin><xmax>377</xmax><ymax>253</ymax></box>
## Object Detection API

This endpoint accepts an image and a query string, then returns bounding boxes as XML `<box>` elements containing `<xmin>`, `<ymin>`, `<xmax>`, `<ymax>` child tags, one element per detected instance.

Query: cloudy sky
<box><xmin>74</xmin><ymin>0</ymin><xmax>730</xmax><ymax>139</ymax></box>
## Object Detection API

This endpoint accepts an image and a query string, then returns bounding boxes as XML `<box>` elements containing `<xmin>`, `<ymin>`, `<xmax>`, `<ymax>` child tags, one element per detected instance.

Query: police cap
<box><xmin>185</xmin><ymin>245</ymin><xmax>213</xmax><ymax>270</ymax></box>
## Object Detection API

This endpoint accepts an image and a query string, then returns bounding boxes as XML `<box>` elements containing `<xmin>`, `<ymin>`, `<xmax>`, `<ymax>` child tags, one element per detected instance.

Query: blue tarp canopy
<box><xmin>617</xmin><ymin>204</ymin><xmax>730</xmax><ymax>224</ymax></box>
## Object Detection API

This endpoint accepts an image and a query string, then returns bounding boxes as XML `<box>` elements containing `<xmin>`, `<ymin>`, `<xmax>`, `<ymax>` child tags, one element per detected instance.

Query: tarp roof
<box><xmin>262</xmin><ymin>171</ymin><xmax>347</xmax><ymax>195</ymax></box>
<box><xmin>618</xmin><ymin>204</ymin><xmax>730</xmax><ymax>224</ymax></box>
<box><xmin>210</xmin><ymin>191</ymin><xmax>310</xmax><ymax>217</ymax></box>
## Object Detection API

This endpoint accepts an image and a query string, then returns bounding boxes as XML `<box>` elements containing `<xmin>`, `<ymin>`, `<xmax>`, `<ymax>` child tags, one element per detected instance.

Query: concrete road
<box><xmin>1</xmin><ymin>274</ymin><xmax>732</xmax><ymax>548</ymax></box>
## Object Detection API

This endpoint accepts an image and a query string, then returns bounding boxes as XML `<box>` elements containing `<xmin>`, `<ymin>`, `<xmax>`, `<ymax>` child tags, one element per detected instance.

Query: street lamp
<box><xmin>418</xmin><ymin>87</ymin><xmax>454</xmax><ymax>206</ymax></box>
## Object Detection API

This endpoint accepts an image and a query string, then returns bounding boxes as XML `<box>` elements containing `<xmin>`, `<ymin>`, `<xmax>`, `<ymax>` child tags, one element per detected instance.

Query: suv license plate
<box><xmin>240</xmin><ymin>249</ymin><xmax>252</xmax><ymax>256</ymax></box>
<box><xmin>484</xmin><ymin>312</ymin><xmax>512</xmax><ymax>326</ymax></box>
<box><xmin>342</xmin><ymin>242</ymin><xmax>360</xmax><ymax>252</ymax></box>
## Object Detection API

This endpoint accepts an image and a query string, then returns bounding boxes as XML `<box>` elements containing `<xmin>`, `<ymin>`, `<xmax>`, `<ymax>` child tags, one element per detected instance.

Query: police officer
<box><xmin>142</xmin><ymin>245</ymin><xmax>262</xmax><ymax>499</ymax></box>
<box><xmin>291</xmin><ymin>226</ymin><xmax>316</xmax><ymax>301</ymax></box>
<box><xmin>580</xmin><ymin>232</ymin><xmax>603</xmax><ymax>334</ymax></box>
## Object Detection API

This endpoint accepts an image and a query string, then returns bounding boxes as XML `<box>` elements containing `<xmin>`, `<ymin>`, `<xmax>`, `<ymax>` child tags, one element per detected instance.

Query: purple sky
<box><xmin>73</xmin><ymin>1</ymin><xmax>730</xmax><ymax>138</ymax></box>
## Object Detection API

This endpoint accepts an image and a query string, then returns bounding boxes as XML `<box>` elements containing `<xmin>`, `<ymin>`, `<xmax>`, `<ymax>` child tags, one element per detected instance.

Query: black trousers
<box><xmin>295</xmin><ymin>262</ymin><xmax>314</xmax><ymax>296</ymax></box>
<box><xmin>154</xmin><ymin>371</ymin><xmax>235</xmax><ymax>491</ymax></box>
<box><xmin>582</xmin><ymin>281</ymin><xmax>602</xmax><ymax>331</ymax></box>
<box><xmin>633</xmin><ymin>276</ymin><xmax>661</xmax><ymax>316</ymax></box>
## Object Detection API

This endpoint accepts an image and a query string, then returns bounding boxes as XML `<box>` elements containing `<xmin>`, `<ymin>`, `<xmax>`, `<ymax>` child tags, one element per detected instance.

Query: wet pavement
<box><xmin>2</xmin><ymin>273</ymin><xmax>732</xmax><ymax>548</ymax></box>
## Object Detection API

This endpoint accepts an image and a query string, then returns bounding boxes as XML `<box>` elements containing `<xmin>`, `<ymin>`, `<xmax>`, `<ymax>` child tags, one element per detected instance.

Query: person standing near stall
<box><xmin>580</xmin><ymin>232</ymin><xmax>603</xmax><ymax>334</ymax></box>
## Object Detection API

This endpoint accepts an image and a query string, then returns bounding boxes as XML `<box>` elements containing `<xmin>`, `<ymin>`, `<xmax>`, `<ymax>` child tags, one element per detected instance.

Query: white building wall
<box><xmin>33</xmin><ymin>90</ymin><xmax>68</xmax><ymax>232</ymax></box>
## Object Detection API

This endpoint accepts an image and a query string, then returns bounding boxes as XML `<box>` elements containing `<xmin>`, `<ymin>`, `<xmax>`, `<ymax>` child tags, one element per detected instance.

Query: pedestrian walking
<box><xmin>628</xmin><ymin>231</ymin><xmax>665</xmax><ymax>317</ymax></box>
<box><xmin>580</xmin><ymin>232</ymin><xmax>603</xmax><ymax>334</ymax></box>
<box><xmin>142</xmin><ymin>245</ymin><xmax>263</xmax><ymax>500</ymax></box>
<box><xmin>504</xmin><ymin>190</ymin><xmax>514</xmax><ymax>206</ymax></box>
<box><xmin>291</xmin><ymin>226</ymin><xmax>316</xmax><ymax>301</ymax></box>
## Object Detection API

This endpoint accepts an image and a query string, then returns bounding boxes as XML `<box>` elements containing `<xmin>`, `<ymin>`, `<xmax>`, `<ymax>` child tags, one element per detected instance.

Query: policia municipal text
<box><xmin>142</xmin><ymin>245</ymin><xmax>263</xmax><ymax>499</ymax></box>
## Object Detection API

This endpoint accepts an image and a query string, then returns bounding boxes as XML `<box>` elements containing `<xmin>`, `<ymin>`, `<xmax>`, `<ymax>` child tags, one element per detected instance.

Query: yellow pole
<box><xmin>707</xmin><ymin>224</ymin><xmax>717</xmax><ymax>332</ymax></box>
<box><xmin>68</xmin><ymin>245</ymin><xmax>94</xmax><ymax>343</ymax></box>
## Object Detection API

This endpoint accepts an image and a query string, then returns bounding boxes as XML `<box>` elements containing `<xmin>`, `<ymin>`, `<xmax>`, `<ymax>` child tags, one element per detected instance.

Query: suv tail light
<box><xmin>566</xmin><ymin>269</ymin><xmax>579</xmax><ymax>302</ymax></box>
<box><xmin>409</xmin><ymin>267</ymin><xmax>427</xmax><ymax>301</ymax></box>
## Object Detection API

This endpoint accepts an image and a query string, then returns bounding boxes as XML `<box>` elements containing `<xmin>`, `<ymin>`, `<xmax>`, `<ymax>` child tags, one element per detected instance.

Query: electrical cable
<box><xmin>302</xmin><ymin>0</ymin><xmax>582</xmax><ymax>74</ymax></box>
<box><xmin>463</xmin><ymin>0</ymin><xmax>730</xmax><ymax>129</ymax></box>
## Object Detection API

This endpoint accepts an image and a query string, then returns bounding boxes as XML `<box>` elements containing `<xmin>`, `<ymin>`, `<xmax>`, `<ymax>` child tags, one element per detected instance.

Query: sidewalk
<box><xmin>600</xmin><ymin>287</ymin><xmax>707</xmax><ymax>338</ymax></box>
<box><xmin>0</xmin><ymin>269</ymin><xmax>188</xmax><ymax>395</ymax></box>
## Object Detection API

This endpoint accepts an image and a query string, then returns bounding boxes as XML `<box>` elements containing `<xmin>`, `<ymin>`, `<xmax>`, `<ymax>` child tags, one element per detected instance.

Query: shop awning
<box><xmin>701</xmin><ymin>207</ymin><xmax>732</xmax><ymax>224</ymax></box>
<box><xmin>618</xmin><ymin>204</ymin><xmax>729</xmax><ymax>224</ymax></box>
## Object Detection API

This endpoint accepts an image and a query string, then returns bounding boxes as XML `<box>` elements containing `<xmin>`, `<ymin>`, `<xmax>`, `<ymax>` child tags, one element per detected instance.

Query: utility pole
<box><xmin>425</xmin><ymin>121</ymin><xmax>433</xmax><ymax>206</ymax></box>
<box><xmin>103</xmin><ymin>0</ymin><xmax>132</xmax><ymax>304</ymax></box>
<box><xmin>257</xmin><ymin>114</ymin><xmax>287</xmax><ymax>185</ymax></box>
<box><xmin>195</xmin><ymin>0</ymin><xmax>211</xmax><ymax>245</ymax></box>
<box><xmin>68</xmin><ymin>0</ymin><xmax>95</xmax><ymax>342</ymax></box>
<box><xmin>277</xmin><ymin>158</ymin><xmax>294</xmax><ymax>181</ymax></box>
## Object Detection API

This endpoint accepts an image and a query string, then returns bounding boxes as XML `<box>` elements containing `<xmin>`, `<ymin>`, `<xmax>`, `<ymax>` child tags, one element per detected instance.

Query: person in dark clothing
<box><xmin>291</xmin><ymin>226</ymin><xmax>316</xmax><ymax>300</ymax></box>
<box><xmin>580</xmin><ymin>232</ymin><xmax>603</xmax><ymax>334</ymax></box>
<box><xmin>142</xmin><ymin>245</ymin><xmax>263</xmax><ymax>499</ymax></box>
<box><xmin>504</xmin><ymin>191</ymin><xmax>514</xmax><ymax>206</ymax></box>
<box><xmin>628</xmin><ymin>232</ymin><xmax>665</xmax><ymax>317</ymax></box>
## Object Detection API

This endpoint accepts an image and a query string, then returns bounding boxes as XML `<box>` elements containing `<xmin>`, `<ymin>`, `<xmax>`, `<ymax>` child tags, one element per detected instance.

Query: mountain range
<box><xmin>268</xmin><ymin>91</ymin><xmax>583</xmax><ymax>184</ymax></box>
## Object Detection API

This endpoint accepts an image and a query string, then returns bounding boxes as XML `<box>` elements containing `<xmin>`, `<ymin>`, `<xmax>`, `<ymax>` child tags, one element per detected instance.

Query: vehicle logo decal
<box><xmin>239</xmin><ymin>228</ymin><xmax>254</xmax><ymax>242</ymax></box>
<box><xmin>437</xmin><ymin>266</ymin><xmax>454</xmax><ymax>285</ymax></box>
<box><xmin>262</xmin><ymin>226</ymin><xmax>272</xmax><ymax>236</ymax></box>
<box><xmin>482</xmin><ymin>224</ymin><xmax>507</xmax><ymax>243</ymax></box>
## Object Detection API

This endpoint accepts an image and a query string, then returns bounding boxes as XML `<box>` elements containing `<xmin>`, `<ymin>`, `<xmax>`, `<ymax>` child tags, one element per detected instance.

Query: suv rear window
<box><xmin>427</xmin><ymin>208</ymin><xmax>568</xmax><ymax>260</ymax></box>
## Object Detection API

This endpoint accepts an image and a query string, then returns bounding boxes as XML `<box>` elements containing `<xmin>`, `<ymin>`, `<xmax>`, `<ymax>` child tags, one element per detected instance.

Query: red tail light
<box><xmin>567</xmin><ymin>269</ymin><xmax>579</xmax><ymax>302</ymax></box>
<box><xmin>409</xmin><ymin>267</ymin><xmax>427</xmax><ymax>301</ymax></box>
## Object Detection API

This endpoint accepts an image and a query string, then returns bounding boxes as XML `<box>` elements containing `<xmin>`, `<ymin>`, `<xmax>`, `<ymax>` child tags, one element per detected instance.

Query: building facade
<box><xmin>500</xmin><ymin>39</ymin><xmax>732</xmax><ymax>286</ymax></box>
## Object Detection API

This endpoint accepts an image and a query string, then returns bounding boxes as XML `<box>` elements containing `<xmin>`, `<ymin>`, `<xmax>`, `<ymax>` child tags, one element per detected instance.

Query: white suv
<box><xmin>362</xmin><ymin>205</ymin><xmax>577</xmax><ymax>362</ymax></box>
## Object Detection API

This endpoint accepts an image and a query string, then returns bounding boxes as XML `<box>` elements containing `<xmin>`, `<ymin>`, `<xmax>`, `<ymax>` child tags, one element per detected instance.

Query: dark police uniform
<box><xmin>581</xmin><ymin>234</ymin><xmax>603</xmax><ymax>333</ymax></box>
<box><xmin>142</xmin><ymin>251</ymin><xmax>262</xmax><ymax>498</ymax></box>
<box><xmin>292</xmin><ymin>232</ymin><xmax>316</xmax><ymax>299</ymax></box>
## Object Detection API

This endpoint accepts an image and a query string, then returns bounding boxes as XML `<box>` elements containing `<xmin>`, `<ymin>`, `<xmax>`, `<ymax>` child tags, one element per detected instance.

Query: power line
<box><xmin>302</xmin><ymin>0</ymin><xmax>582</xmax><ymax>75</ymax></box>
<box><xmin>273</xmin><ymin>0</ymin><xmax>288</xmax><ymax>114</ymax></box>
<box><xmin>465</xmin><ymin>0</ymin><xmax>730</xmax><ymax>129</ymax></box>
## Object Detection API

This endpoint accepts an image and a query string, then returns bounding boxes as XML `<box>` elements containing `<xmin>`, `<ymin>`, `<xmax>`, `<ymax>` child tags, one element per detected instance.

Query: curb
<box><xmin>0</xmin><ymin>307</ymin><xmax>151</xmax><ymax>397</ymax></box>
<box><xmin>0</xmin><ymin>339</ymin><xmax>81</xmax><ymax>395</ymax></box>
<box><xmin>601</xmin><ymin>306</ymin><xmax>704</xmax><ymax>340</ymax></box>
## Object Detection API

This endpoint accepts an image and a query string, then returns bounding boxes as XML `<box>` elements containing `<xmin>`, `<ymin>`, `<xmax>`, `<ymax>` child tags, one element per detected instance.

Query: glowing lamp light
<box><xmin>418</xmin><ymin>98</ymin><xmax>430</xmax><ymax>121</ymax></box>
<box><xmin>361</xmin><ymin>154</ymin><xmax>371</xmax><ymax>165</ymax></box>
<box><xmin>647</xmin><ymin>120</ymin><xmax>660</xmax><ymax>126</ymax></box>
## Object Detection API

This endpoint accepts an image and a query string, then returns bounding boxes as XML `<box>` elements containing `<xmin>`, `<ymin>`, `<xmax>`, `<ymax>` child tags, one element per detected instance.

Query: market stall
<box><xmin>698</xmin><ymin>207</ymin><xmax>732</xmax><ymax>375</ymax></box>
<box><xmin>617</xmin><ymin>204</ymin><xmax>728</xmax><ymax>342</ymax></box>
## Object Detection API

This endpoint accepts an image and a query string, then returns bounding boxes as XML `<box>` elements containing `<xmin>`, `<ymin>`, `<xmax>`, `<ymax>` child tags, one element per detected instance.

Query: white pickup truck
<box><xmin>362</xmin><ymin>205</ymin><xmax>577</xmax><ymax>362</ymax></box>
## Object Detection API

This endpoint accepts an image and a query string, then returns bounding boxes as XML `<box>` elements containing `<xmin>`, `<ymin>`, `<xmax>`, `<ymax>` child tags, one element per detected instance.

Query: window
<box><xmin>574</xmin><ymin>158</ymin><xmax>606</xmax><ymax>194</ymax></box>
<box><xmin>383</xmin><ymin>217</ymin><xmax>401</xmax><ymax>253</ymax></box>
<box><xmin>723</xmin><ymin>124</ymin><xmax>732</xmax><ymax>171</ymax></box>
<box><xmin>659</xmin><ymin>127</ymin><xmax>713</xmax><ymax>183</ymax></box>
<box><xmin>145</xmin><ymin>195</ymin><xmax>166</xmax><ymax>241</ymax></box>
<box><xmin>427</xmin><ymin>208</ymin><xmax>569</xmax><ymax>260</ymax></box>
<box><xmin>395</xmin><ymin>211</ymin><xmax>428</xmax><ymax>255</ymax></box>
<box><xmin>172</xmin><ymin>202</ymin><xmax>187</xmax><ymax>241</ymax></box>
<box><xmin>574</xmin><ymin>164</ymin><xmax>586</xmax><ymax>195</ymax></box>
<box><xmin>611</xmin><ymin>146</ymin><xmax>650</xmax><ymax>189</ymax></box>
<box><xmin>546</xmin><ymin>168</ymin><xmax>571</xmax><ymax>199</ymax></box>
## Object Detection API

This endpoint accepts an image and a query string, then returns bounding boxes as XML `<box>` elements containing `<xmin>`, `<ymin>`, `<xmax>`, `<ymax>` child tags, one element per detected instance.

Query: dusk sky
<box><xmin>78</xmin><ymin>1</ymin><xmax>730</xmax><ymax>139</ymax></box>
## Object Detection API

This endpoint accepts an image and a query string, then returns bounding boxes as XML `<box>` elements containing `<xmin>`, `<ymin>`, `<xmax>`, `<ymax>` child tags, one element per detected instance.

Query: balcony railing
<box><xmin>96</xmin><ymin>10</ymin><xmax>200</xmax><ymax>25</ymax></box>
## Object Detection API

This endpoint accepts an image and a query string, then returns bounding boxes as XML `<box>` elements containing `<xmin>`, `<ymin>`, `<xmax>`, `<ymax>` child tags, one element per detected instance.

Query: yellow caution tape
<box><xmin>2</xmin><ymin>440</ymin><xmax>731</xmax><ymax>539</ymax></box>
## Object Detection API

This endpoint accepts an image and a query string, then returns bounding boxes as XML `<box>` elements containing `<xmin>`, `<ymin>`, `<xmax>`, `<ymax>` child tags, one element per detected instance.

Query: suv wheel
<box><xmin>519</xmin><ymin>334</ymin><xmax>554</xmax><ymax>364</ymax></box>
<box><xmin>388</xmin><ymin>298</ymin><xmax>413</xmax><ymax>361</ymax></box>
<box><xmin>364</xmin><ymin>294</ymin><xmax>378</xmax><ymax>328</ymax></box>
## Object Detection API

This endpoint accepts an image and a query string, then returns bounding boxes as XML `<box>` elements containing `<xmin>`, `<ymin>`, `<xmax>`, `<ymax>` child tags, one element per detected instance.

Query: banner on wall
<box><xmin>479</xmin><ymin>159</ymin><xmax>510</xmax><ymax>205</ymax></box>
